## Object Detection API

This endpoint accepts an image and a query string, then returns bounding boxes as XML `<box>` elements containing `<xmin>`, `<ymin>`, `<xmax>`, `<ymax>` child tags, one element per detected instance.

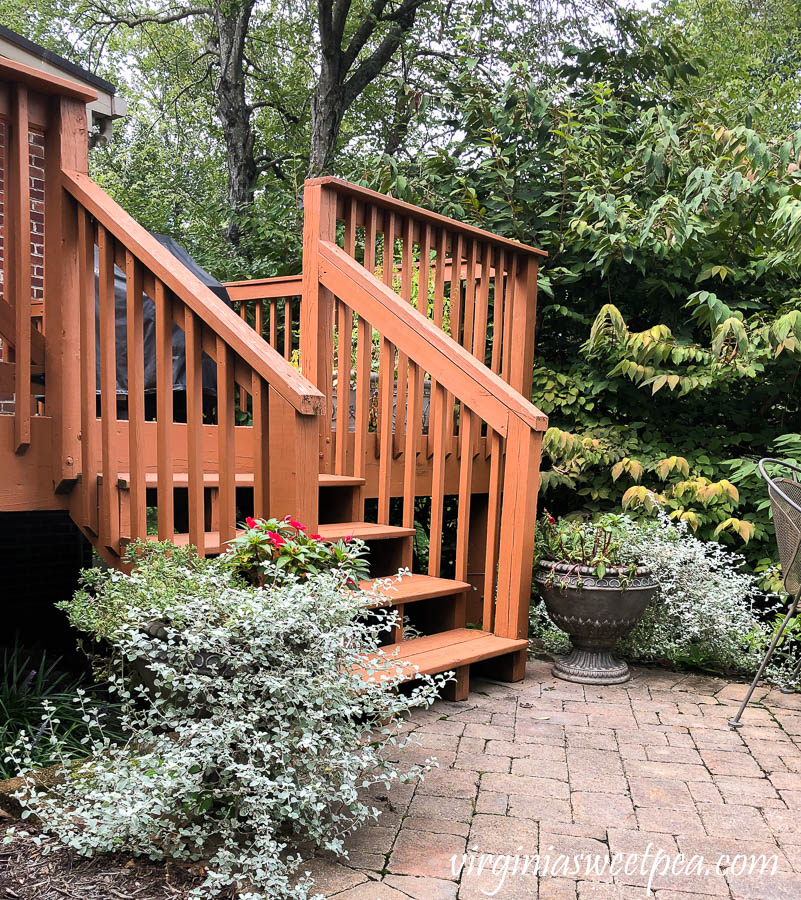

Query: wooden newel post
<box><xmin>300</xmin><ymin>180</ymin><xmax>337</xmax><ymax>472</ymax></box>
<box><xmin>45</xmin><ymin>95</ymin><xmax>89</xmax><ymax>490</ymax></box>
<box><xmin>292</xmin><ymin>410</ymin><xmax>320</xmax><ymax>532</ymax></box>
<box><xmin>494</xmin><ymin>416</ymin><xmax>543</xmax><ymax>641</ymax></box>
<box><xmin>507</xmin><ymin>253</ymin><xmax>540</xmax><ymax>400</ymax></box>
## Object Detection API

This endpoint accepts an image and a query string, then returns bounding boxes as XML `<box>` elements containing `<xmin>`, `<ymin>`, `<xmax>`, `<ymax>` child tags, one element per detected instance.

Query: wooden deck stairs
<box><xmin>0</xmin><ymin>57</ymin><xmax>547</xmax><ymax>700</ymax></box>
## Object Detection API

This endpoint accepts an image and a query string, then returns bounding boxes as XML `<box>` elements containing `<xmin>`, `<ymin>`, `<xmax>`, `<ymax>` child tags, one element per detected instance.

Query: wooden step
<box><xmin>127</xmin><ymin>532</ymin><xmax>238</xmax><ymax>555</ymax></box>
<box><xmin>361</xmin><ymin>574</ymin><xmax>470</xmax><ymax>609</ymax></box>
<box><xmin>318</xmin><ymin>474</ymin><xmax>366</xmax><ymax>487</ymax></box>
<box><xmin>116</xmin><ymin>472</ymin><xmax>255</xmax><ymax>489</ymax></box>
<box><xmin>363</xmin><ymin>628</ymin><xmax>528</xmax><ymax>688</ymax></box>
<box><xmin>316</xmin><ymin>522</ymin><xmax>415</xmax><ymax>542</ymax></box>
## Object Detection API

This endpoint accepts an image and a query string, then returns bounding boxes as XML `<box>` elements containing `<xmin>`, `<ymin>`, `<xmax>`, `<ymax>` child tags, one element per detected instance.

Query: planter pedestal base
<box><xmin>553</xmin><ymin>647</ymin><xmax>630</xmax><ymax>685</ymax></box>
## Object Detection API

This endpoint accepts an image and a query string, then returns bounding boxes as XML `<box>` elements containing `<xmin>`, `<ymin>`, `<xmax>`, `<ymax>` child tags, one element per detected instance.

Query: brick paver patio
<box><xmin>308</xmin><ymin>657</ymin><xmax>801</xmax><ymax>900</ymax></box>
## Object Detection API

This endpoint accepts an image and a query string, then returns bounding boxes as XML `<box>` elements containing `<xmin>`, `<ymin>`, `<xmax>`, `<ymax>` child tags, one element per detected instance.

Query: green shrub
<box><xmin>7</xmin><ymin>543</ymin><xmax>447</xmax><ymax>899</ymax></box>
<box><xmin>0</xmin><ymin>644</ymin><xmax>115</xmax><ymax>781</ymax></box>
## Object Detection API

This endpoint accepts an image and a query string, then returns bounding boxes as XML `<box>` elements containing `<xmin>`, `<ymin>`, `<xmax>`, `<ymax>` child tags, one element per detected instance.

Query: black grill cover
<box><xmin>96</xmin><ymin>234</ymin><xmax>232</xmax><ymax>395</ymax></box>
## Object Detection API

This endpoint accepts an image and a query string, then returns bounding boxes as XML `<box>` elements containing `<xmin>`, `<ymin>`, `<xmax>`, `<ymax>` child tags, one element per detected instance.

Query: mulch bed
<box><xmin>0</xmin><ymin>823</ymin><xmax>213</xmax><ymax>900</ymax></box>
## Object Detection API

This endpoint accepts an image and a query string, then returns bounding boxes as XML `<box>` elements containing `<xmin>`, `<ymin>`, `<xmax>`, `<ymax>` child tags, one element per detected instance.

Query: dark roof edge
<box><xmin>0</xmin><ymin>25</ymin><xmax>117</xmax><ymax>95</ymax></box>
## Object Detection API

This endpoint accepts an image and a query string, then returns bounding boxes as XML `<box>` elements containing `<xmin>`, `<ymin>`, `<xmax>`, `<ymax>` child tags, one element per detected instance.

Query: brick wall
<box><xmin>0</xmin><ymin>124</ymin><xmax>47</xmax><ymax>415</ymax></box>
<box><xmin>0</xmin><ymin>510</ymin><xmax>93</xmax><ymax>655</ymax></box>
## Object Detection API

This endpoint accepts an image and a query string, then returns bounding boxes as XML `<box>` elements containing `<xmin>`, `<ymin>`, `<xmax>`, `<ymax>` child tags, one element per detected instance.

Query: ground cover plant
<box><xmin>0</xmin><ymin>644</ymin><xmax>116</xmax><ymax>782</ymax></box>
<box><xmin>5</xmin><ymin>542</ymin><xmax>447</xmax><ymax>900</ymax></box>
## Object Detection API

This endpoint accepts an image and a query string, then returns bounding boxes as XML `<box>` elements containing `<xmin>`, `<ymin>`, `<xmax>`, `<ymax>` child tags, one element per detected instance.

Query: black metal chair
<box><xmin>729</xmin><ymin>458</ymin><xmax>801</xmax><ymax>727</ymax></box>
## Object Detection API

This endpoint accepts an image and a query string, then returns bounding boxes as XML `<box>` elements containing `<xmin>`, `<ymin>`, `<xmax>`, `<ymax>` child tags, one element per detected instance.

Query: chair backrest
<box><xmin>761</xmin><ymin>459</ymin><xmax>801</xmax><ymax>597</ymax></box>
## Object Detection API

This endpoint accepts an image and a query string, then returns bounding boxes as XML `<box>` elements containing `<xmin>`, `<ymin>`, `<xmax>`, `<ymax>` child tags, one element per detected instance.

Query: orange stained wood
<box><xmin>1</xmin><ymin>56</ymin><xmax>545</xmax><ymax>698</ymax></box>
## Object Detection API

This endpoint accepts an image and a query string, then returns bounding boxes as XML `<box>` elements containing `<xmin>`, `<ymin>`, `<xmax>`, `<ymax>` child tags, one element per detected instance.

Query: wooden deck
<box><xmin>0</xmin><ymin>56</ymin><xmax>548</xmax><ymax>699</ymax></box>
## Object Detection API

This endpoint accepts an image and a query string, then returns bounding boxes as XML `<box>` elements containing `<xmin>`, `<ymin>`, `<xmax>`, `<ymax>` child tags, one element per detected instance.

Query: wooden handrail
<box><xmin>307</xmin><ymin>176</ymin><xmax>548</xmax><ymax>259</ymax></box>
<box><xmin>223</xmin><ymin>274</ymin><xmax>302</xmax><ymax>301</ymax></box>
<box><xmin>61</xmin><ymin>169</ymin><xmax>324</xmax><ymax>417</ymax></box>
<box><xmin>318</xmin><ymin>240</ymin><xmax>548</xmax><ymax>436</ymax></box>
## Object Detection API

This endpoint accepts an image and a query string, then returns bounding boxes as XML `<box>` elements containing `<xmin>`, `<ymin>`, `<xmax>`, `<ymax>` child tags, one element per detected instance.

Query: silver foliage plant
<box><xmin>531</xmin><ymin>514</ymin><xmax>799</xmax><ymax>686</ymax></box>
<box><xmin>4</xmin><ymin>545</ymin><xmax>448</xmax><ymax>899</ymax></box>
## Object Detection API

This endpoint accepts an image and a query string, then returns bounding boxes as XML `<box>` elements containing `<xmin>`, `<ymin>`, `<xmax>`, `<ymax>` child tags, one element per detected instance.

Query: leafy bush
<box><xmin>7</xmin><ymin>543</ymin><xmax>447</xmax><ymax>899</ymax></box>
<box><xmin>531</xmin><ymin>515</ymin><xmax>800</xmax><ymax>686</ymax></box>
<box><xmin>0</xmin><ymin>645</ymin><xmax>116</xmax><ymax>781</ymax></box>
<box><xmin>225</xmin><ymin>515</ymin><xmax>370</xmax><ymax>587</ymax></box>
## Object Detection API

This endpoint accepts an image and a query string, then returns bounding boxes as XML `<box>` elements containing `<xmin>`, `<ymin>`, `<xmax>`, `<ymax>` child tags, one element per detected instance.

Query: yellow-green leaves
<box><xmin>714</xmin><ymin>517</ymin><xmax>756</xmax><ymax>542</ymax></box>
<box><xmin>656</xmin><ymin>456</ymin><xmax>690</xmax><ymax>479</ymax></box>
<box><xmin>611</xmin><ymin>457</ymin><xmax>645</xmax><ymax>482</ymax></box>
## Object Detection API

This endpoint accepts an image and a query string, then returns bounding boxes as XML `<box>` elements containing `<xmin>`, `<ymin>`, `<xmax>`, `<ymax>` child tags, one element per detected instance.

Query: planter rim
<box><xmin>537</xmin><ymin>559</ymin><xmax>653</xmax><ymax>578</ymax></box>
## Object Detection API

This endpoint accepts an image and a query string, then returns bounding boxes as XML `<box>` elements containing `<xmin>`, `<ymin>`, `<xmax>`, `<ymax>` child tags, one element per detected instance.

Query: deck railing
<box><xmin>60</xmin><ymin>170</ymin><xmax>324</xmax><ymax>561</ymax></box>
<box><xmin>224</xmin><ymin>275</ymin><xmax>302</xmax><ymax>361</ymax></box>
<box><xmin>302</xmin><ymin>178</ymin><xmax>548</xmax><ymax>641</ymax></box>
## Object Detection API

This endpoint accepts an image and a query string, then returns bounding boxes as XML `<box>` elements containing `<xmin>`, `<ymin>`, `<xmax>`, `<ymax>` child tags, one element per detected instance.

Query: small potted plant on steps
<box><xmin>534</xmin><ymin>513</ymin><xmax>658</xmax><ymax>684</ymax></box>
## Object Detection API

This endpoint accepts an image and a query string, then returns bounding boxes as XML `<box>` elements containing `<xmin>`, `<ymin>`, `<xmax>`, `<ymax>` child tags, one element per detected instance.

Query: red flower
<box><xmin>266</xmin><ymin>531</ymin><xmax>286</xmax><ymax>547</ymax></box>
<box><xmin>287</xmin><ymin>518</ymin><xmax>307</xmax><ymax>532</ymax></box>
<box><xmin>246</xmin><ymin>516</ymin><xmax>258</xmax><ymax>529</ymax></box>
<box><xmin>547</xmin><ymin>515</ymin><xmax>556</xmax><ymax>525</ymax></box>
<box><xmin>344</xmin><ymin>535</ymin><xmax>353</xmax><ymax>542</ymax></box>
<box><xmin>309</xmin><ymin>534</ymin><xmax>322</xmax><ymax>541</ymax></box>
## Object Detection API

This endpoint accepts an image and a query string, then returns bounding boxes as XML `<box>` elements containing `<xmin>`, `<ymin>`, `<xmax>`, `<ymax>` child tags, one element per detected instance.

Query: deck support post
<box><xmin>301</xmin><ymin>181</ymin><xmax>336</xmax><ymax>472</ymax></box>
<box><xmin>44</xmin><ymin>95</ymin><xmax>89</xmax><ymax>490</ymax></box>
<box><xmin>494</xmin><ymin>417</ymin><xmax>542</xmax><ymax>642</ymax></box>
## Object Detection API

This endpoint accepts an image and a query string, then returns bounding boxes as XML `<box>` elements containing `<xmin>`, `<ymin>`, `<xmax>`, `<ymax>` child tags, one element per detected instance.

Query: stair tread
<box><xmin>316</xmin><ymin>522</ymin><xmax>415</xmax><ymax>541</ymax></box>
<box><xmin>134</xmin><ymin>532</ymin><xmax>237</xmax><ymax>555</ymax></box>
<box><xmin>361</xmin><ymin>574</ymin><xmax>471</xmax><ymax>607</ymax></box>
<box><xmin>116</xmin><ymin>472</ymin><xmax>255</xmax><ymax>488</ymax></box>
<box><xmin>319</xmin><ymin>474</ymin><xmax>366</xmax><ymax>487</ymax></box>
<box><xmin>364</xmin><ymin>628</ymin><xmax>528</xmax><ymax>679</ymax></box>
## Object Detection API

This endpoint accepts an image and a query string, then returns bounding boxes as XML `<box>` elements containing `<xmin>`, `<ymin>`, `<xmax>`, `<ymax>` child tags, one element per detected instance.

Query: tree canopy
<box><xmin>3</xmin><ymin>0</ymin><xmax>800</xmax><ymax>576</ymax></box>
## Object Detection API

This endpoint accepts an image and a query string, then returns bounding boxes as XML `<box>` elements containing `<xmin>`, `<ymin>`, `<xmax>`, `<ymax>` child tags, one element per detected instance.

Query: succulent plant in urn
<box><xmin>534</xmin><ymin>513</ymin><xmax>657</xmax><ymax>684</ymax></box>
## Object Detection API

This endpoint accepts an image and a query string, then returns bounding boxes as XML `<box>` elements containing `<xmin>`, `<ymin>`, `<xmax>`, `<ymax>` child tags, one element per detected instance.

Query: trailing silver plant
<box><xmin>531</xmin><ymin>514</ymin><xmax>799</xmax><ymax>687</ymax></box>
<box><xmin>4</xmin><ymin>544</ymin><xmax>449</xmax><ymax>899</ymax></box>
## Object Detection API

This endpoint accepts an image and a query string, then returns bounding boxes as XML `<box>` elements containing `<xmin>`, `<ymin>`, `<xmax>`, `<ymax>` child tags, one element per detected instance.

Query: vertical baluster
<box><xmin>462</xmin><ymin>239</ymin><xmax>478</xmax><ymax>356</ymax></box>
<box><xmin>252</xmin><ymin>372</ymin><xmax>270</xmax><ymax>519</ymax></box>
<box><xmin>185</xmin><ymin>308</ymin><xmax>205</xmax><ymax>555</ymax></box>
<box><xmin>270</xmin><ymin>298</ymin><xmax>278</xmax><ymax>346</ymax></box>
<box><xmin>501</xmin><ymin>253</ymin><xmax>518</xmax><ymax>384</ymax></box>
<box><xmin>486</xmin><ymin>248</ymin><xmax>506</xmax><ymax>461</ymax></box>
<box><xmin>11</xmin><ymin>84</ymin><xmax>31</xmax><ymax>450</ymax></box>
<box><xmin>216</xmin><ymin>336</ymin><xmax>235</xmax><ymax>544</ymax></box>
<box><xmin>155</xmin><ymin>281</ymin><xmax>174</xmax><ymax>541</ymax></box>
<box><xmin>402</xmin><ymin>360</ymin><xmax>421</xmax><ymax>529</ymax></box>
<box><xmin>363</xmin><ymin>205</ymin><xmax>378</xmax><ymax>463</ymax></box>
<box><xmin>125</xmin><ymin>251</ymin><xmax>146</xmax><ymax>540</ymax></box>
<box><xmin>354</xmin><ymin>313</ymin><xmax>371</xmax><ymax>483</ymax></box>
<box><xmin>77</xmin><ymin>210</ymin><xmax>97</xmax><ymax>532</ymax></box>
<box><xmin>239</xmin><ymin>302</ymin><xmax>247</xmax><ymax>326</ymax></box>
<box><xmin>491</xmin><ymin>248</ymin><xmax>506</xmax><ymax>377</ymax></box>
<box><xmin>377</xmin><ymin>335</ymin><xmax>395</xmax><ymax>523</ymax></box>
<box><xmin>483</xmin><ymin>429</ymin><xmax>504</xmax><ymax>631</ymax></box>
<box><xmin>97</xmin><ymin>226</ymin><xmax>119</xmax><ymax>552</ymax></box>
<box><xmin>334</xmin><ymin>299</ymin><xmax>352</xmax><ymax>474</ymax></box>
<box><xmin>428</xmin><ymin>382</ymin><xmax>447</xmax><ymax>577</ymax></box>
<box><xmin>394</xmin><ymin>215</ymin><xmax>413</xmax><ymax>458</ymax></box>
<box><xmin>284</xmin><ymin>299</ymin><xmax>293</xmax><ymax>359</ymax></box>
<box><xmin>455</xmin><ymin>406</ymin><xmax>474</xmax><ymax>582</ymax></box>
<box><xmin>474</xmin><ymin>242</ymin><xmax>492</xmax><ymax>365</ymax></box>
<box><xmin>418</xmin><ymin>223</ymin><xmax>432</xmax><ymax>316</ymax></box>
<box><xmin>255</xmin><ymin>299</ymin><xmax>264</xmax><ymax>341</ymax></box>
<box><xmin>428</xmin><ymin>228</ymin><xmax>448</xmax><ymax>457</ymax></box>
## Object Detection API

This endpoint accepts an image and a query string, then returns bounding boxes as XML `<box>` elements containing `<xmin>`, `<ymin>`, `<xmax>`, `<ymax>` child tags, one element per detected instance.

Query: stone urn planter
<box><xmin>534</xmin><ymin>560</ymin><xmax>658</xmax><ymax>684</ymax></box>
